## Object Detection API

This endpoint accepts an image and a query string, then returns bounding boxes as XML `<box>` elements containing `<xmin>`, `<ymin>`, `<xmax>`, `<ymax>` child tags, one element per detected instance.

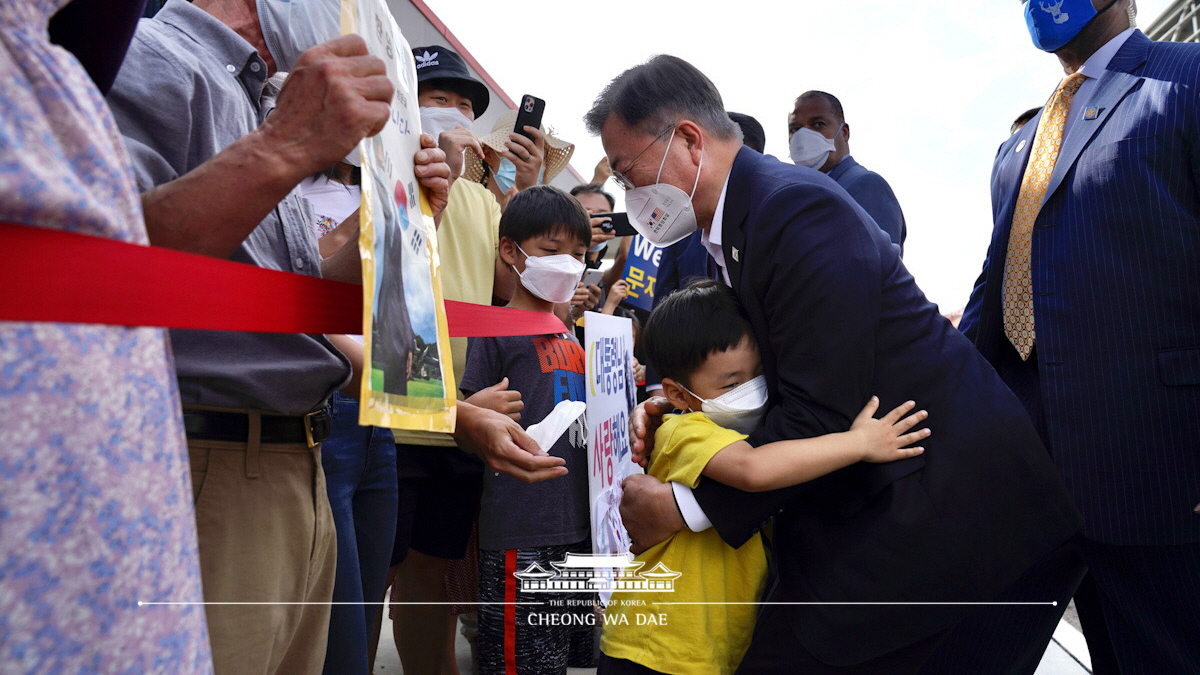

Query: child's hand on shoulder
<box><xmin>850</xmin><ymin>396</ymin><xmax>930</xmax><ymax>463</ymax></box>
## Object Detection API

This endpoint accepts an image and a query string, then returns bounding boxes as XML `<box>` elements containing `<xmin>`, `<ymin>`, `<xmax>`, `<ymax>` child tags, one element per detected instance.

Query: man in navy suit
<box><xmin>787</xmin><ymin>90</ymin><xmax>908</xmax><ymax>254</ymax></box>
<box><xmin>586</xmin><ymin>55</ymin><xmax>1080</xmax><ymax>673</ymax></box>
<box><xmin>923</xmin><ymin>1</ymin><xmax>1200</xmax><ymax>673</ymax></box>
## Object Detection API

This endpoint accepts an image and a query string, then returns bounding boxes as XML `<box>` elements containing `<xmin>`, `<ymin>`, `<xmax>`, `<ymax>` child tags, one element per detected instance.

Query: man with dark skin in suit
<box><xmin>923</xmin><ymin>2</ymin><xmax>1200</xmax><ymax>673</ymax></box>
<box><xmin>787</xmin><ymin>91</ymin><xmax>907</xmax><ymax>254</ymax></box>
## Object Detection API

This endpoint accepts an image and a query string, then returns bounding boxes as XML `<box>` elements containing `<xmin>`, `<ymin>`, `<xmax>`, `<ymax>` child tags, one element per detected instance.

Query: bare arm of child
<box><xmin>702</xmin><ymin>397</ymin><xmax>929</xmax><ymax>492</ymax></box>
<box><xmin>462</xmin><ymin>377</ymin><xmax>524</xmax><ymax>422</ymax></box>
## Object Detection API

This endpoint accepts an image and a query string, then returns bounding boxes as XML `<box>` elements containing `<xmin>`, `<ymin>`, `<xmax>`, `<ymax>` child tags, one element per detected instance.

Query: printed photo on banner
<box><xmin>344</xmin><ymin>0</ymin><xmax>456</xmax><ymax>432</ymax></box>
<box><xmin>584</xmin><ymin>312</ymin><xmax>642</xmax><ymax>604</ymax></box>
<box><xmin>620</xmin><ymin>234</ymin><xmax>662</xmax><ymax>312</ymax></box>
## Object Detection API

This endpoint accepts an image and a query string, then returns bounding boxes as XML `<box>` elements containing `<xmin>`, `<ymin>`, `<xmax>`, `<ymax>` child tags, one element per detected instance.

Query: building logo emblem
<box><xmin>514</xmin><ymin>553</ymin><xmax>680</xmax><ymax>593</ymax></box>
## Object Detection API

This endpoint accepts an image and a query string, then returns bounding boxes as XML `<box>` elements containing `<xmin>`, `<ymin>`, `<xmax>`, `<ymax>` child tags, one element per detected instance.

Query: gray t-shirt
<box><xmin>106</xmin><ymin>0</ymin><xmax>349</xmax><ymax>414</ymax></box>
<box><xmin>461</xmin><ymin>332</ymin><xmax>590</xmax><ymax>551</ymax></box>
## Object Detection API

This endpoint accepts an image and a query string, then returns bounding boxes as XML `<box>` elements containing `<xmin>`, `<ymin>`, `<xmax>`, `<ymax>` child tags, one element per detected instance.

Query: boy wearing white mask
<box><xmin>460</xmin><ymin>186</ymin><xmax>594</xmax><ymax>675</ymax></box>
<box><xmin>598</xmin><ymin>279</ymin><xmax>929</xmax><ymax>675</ymax></box>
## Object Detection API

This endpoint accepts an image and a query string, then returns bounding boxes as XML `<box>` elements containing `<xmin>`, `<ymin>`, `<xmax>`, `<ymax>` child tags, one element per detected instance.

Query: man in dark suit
<box><xmin>585</xmin><ymin>55</ymin><xmax>1081</xmax><ymax>674</ymax></box>
<box><xmin>787</xmin><ymin>90</ymin><xmax>908</xmax><ymax>254</ymax></box>
<box><xmin>922</xmin><ymin>2</ymin><xmax>1200</xmax><ymax>673</ymax></box>
<box><xmin>642</xmin><ymin>111</ymin><xmax>765</xmax><ymax>397</ymax></box>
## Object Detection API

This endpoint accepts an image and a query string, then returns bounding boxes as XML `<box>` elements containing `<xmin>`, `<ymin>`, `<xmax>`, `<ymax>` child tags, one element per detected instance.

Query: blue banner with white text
<box><xmin>619</xmin><ymin>235</ymin><xmax>662</xmax><ymax>312</ymax></box>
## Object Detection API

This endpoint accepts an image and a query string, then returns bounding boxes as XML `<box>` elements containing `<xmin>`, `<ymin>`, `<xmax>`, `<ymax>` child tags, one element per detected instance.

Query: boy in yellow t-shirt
<box><xmin>598</xmin><ymin>280</ymin><xmax>930</xmax><ymax>675</ymax></box>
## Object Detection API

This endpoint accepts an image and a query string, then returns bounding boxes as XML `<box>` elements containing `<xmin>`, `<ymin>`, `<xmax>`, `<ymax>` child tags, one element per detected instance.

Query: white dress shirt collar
<box><xmin>700</xmin><ymin>175</ymin><xmax>732</xmax><ymax>284</ymax></box>
<box><xmin>1078</xmin><ymin>27</ymin><xmax>1137</xmax><ymax>79</ymax></box>
<box><xmin>1063</xmin><ymin>27</ymin><xmax>1137</xmax><ymax>140</ymax></box>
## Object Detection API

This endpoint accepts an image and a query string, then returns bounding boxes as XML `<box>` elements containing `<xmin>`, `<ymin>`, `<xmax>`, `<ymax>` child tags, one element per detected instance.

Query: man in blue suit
<box><xmin>924</xmin><ymin>1</ymin><xmax>1200</xmax><ymax>673</ymax></box>
<box><xmin>787</xmin><ymin>90</ymin><xmax>908</xmax><ymax>255</ymax></box>
<box><xmin>586</xmin><ymin>55</ymin><xmax>1081</xmax><ymax>673</ymax></box>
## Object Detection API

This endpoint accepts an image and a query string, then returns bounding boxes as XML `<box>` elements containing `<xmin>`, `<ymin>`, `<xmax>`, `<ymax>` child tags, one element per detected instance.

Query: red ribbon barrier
<box><xmin>1</xmin><ymin>222</ymin><xmax>565</xmax><ymax>337</ymax></box>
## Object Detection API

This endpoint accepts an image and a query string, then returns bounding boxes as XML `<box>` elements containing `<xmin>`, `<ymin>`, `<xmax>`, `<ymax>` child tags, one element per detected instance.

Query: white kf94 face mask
<box><xmin>788</xmin><ymin>124</ymin><xmax>843</xmax><ymax>169</ymax></box>
<box><xmin>623</xmin><ymin>127</ymin><xmax>703</xmax><ymax>247</ymax></box>
<box><xmin>681</xmin><ymin>375</ymin><xmax>769</xmax><ymax>436</ymax></box>
<box><xmin>419</xmin><ymin>106</ymin><xmax>474</xmax><ymax>142</ymax></box>
<box><xmin>514</xmin><ymin>245</ymin><xmax>585</xmax><ymax>304</ymax></box>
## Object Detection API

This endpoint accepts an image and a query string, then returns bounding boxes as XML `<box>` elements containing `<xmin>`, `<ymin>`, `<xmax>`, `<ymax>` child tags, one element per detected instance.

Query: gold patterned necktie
<box><xmin>1003</xmin><ymin>72</ymin><xmax>1087</xmax><ymax>361</ymax></box>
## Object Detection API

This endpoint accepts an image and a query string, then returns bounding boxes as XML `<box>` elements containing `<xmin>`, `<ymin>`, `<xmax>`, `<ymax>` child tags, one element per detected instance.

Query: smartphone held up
<box><xmin>513</xmin><ymin>94</ymin><xmax>545</xmax><ymax>141</ymax></box>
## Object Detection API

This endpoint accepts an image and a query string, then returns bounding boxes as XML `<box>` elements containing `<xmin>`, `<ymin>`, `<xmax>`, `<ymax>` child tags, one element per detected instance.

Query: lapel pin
<box><xmin>1083</xmin><ymin>106</ymin><xmax>1101</xmax><ymax>120</ymax></box>
<box><xmin>731</xmin><ymin>247</ymin><xmax>740</xmax><ymax>263</ymax></box>
<box><xmin>1015</xmin><ymin>140</ymin><xmax>1027</xmax><ymax>153</ymax></box>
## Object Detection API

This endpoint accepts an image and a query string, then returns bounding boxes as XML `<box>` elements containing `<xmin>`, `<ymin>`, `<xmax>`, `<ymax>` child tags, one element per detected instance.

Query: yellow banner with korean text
<box><xmin>342</xmin><ymin>0</ymin><xmax>456</xmax><ymax>432</ymax></box>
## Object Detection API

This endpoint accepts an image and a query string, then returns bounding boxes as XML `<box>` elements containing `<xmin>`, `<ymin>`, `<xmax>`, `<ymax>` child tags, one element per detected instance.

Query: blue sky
<box><xmin>423</xmin><ymin>0</ymin><xmax>1173</xmax><ymax>312</ymax></box>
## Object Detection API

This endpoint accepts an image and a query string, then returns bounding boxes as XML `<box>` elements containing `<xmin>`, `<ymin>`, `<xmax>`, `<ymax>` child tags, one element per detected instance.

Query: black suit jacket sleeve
<box><xmin>696</xmin><ymin>180</ymin><xmax>886</xmax><ymax>548</ymax></box>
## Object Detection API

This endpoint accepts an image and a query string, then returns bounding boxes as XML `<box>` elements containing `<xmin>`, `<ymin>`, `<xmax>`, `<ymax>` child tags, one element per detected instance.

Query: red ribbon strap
<box><xmin>1</xmin><ymin>222</ymin><xmax>564</xmax><ymax>337</ymax></box>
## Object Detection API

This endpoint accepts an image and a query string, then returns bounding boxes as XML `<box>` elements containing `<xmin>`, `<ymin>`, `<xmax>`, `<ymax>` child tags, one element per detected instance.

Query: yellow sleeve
<box><xmin>651</xmin><ymin>413</ymin><xmax>747</xmax><ymax>488</ymax></box>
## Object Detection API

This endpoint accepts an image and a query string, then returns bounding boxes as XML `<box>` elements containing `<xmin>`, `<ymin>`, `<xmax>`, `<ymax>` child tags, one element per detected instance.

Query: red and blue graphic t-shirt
<box><xmin>461</xmin><ymin>332</ymin><xmax>590</xmax><ymax>551</ymax></box>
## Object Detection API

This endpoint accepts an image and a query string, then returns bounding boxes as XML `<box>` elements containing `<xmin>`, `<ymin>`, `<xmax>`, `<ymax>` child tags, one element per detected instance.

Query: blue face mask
<box><xmin>1024</xmin><ymin>0</ymin><xmax>1110</xmax><ymax>52</ymax></box>
<box><xmin>494</xmin><ymin>159</ymin><xmax>518</xmax><ymax>193</ymax></box>
<box><xmin>492</xmin><ymin>159</ymin><xmax>546</xmax><ymax>194</ymax></box>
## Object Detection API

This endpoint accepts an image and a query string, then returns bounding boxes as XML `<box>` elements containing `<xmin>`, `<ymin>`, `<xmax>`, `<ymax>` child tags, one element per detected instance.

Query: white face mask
<box><xmin>514</xmin><ymin>245</ymin><xmax>585</xmax><ymax>304</ymax></box>
<box><xmin>788</xmin><ymin>125</ymin><xmax>841</xmax><ymax>169</ymax></box>
<box><xmin>682</xmin><ymin>375</ymin><xmax>769</xmax><ymax>436</ymax></box>
<box><xmin>419</xmin><ymin>106</ymin><xmax>473</xmax><ymax>141</ymax></box>
<box><xmin>623</xmin><ymin>127</ymin><xmax>703</xmax><ymax>247</ymax></box>
<box><xmin>257</xmin><ymin>0</ymin><xmax>341</xmax><ymax>74</ymax></box>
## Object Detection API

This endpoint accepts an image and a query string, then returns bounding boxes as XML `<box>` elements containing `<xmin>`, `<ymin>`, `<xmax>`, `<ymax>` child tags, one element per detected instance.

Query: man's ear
<box><xmin>841</xmin><ymin>122</ymin><xmax>851</xmax><ymax>144</ymax></box>
<box><xmin>499</xmin><ymin>236</ymin><xmax>521</xmax><ymax>267</ymax></box>
<box><xmin>660</xmin><ymin>377</ymin><xmax>693</xmax><ymax>412</ymax></box>
<box><xmin>675</xmin><ymin>120</ymin><xmax>705</xmax><ymax>159</ymax></box>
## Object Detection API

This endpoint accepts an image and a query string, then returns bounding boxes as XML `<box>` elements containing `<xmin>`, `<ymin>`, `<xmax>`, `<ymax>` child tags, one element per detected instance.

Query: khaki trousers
<box><xmin>187</xmin><ymin>408</ymin><xmax>337</xmax><ymax>675</ymax></box>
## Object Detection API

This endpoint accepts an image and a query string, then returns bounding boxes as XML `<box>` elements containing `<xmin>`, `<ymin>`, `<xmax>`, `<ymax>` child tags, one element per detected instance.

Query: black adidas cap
<box><xmin>411</xmin><ymin>46</ymin><xmax>490</xmax><ymax>117</ymax></box>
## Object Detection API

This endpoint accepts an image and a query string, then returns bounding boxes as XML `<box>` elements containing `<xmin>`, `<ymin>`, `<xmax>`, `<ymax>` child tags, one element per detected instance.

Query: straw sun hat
<box><xmin>462</xmin><ymin>109</ymin><xmax>574</xmax><ymax>186</ymax></box>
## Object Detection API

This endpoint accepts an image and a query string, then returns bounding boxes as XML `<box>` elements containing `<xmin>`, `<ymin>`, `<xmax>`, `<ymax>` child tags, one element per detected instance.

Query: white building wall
<box><xmin>385</xmin><ymin>0</ymin><xmax>587</xmax><ymax>190</ymax></box>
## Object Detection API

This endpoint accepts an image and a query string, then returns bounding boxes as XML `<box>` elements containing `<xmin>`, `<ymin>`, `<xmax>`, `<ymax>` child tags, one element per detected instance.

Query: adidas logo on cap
<box><xmin>415</xmin><ymin>50</ymin><xmax>439</xmax><ymax>68</ymax></box>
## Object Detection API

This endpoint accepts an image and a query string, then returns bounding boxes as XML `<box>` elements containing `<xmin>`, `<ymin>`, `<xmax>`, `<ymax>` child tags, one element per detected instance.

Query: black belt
<box><xmin>183</xmin><ymin>408</ymin><xmax>331</xmax><ymax>446</ymax></box>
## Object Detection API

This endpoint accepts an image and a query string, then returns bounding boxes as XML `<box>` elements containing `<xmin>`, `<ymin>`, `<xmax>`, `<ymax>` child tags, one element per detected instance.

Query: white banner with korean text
<box><xmin>584</xmin><ymin>311</ymin><xmax>642</xmax><ymax>604</ymax></box>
